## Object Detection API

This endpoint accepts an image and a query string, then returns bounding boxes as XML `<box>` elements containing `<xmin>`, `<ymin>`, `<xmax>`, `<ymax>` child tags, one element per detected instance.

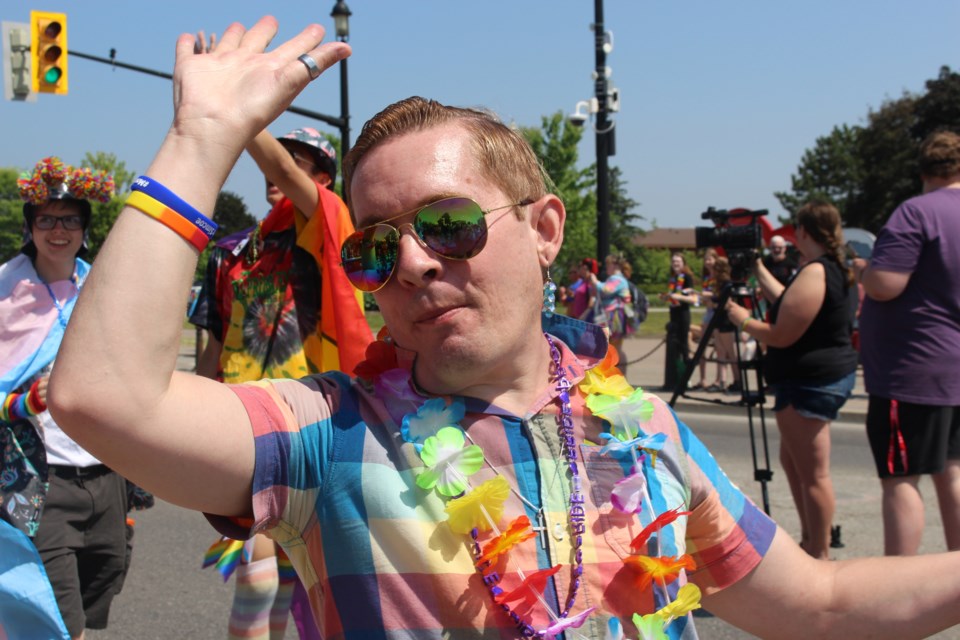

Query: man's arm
<box><xmin>247</xmin><ymin>130</ymin><xmax>321</xmax><ymax>219</ymax></box>
<box><xmin>47</xmin><ymin>18</ymin><xmax>350</xmax><ymax>517</ymax></box>
<box><xmin>705</xmin><ymin>528</ymin><xmax>960</xmax><ymax>638</ymax></box>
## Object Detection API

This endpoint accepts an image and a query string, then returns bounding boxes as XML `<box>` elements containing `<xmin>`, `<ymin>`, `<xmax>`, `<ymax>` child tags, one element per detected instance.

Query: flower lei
<box><xmin>357</xmin><ymin>334</ymin><xmax>703</xmax><ymax>639</ymax></box>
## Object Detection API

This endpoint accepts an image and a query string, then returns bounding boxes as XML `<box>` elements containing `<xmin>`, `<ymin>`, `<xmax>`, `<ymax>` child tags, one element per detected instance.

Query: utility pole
<box><xmin>593</xmin><ymin>0</ymin><xmax>614</xmax><ymax>264</ymax></box>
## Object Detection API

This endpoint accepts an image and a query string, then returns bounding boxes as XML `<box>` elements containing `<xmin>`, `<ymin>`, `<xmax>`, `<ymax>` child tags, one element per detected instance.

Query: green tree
<box><xmin>0</xmin><ymin>168</ymin><xmax>22</xmax><ymax>263</ymax></box>
<box><xmin>911</xmin><ymin>65</ymin><xmax>960</xmax><ymax>141</ymax></box>
<box><xmin>81</xmin><ymin>151</ymin><xmax>136</xmax><ymax>192</ymax></box>
<box><xmin>606</xmin><ymin>165</ymin><xmax>646</xmax><ymax>279</ymax></box>
<box><xmin>630</xmin><ymin>247</ymin><xmax>673</xmax><ymax>293</ymax></box>
<box><xmin>851</xmin><ymin>93</ymin><xmax>920</xmax><ymax>231</ymax></box>
<box><xmin>777</xmin><ymin>65</ymin><xmax>960</xmax><ymax>233</ymax></box>
<box><xmin>775</xmin><ymin>125</ymin><xmax>864</xmax><ymax>219</ymax></box>
<box><xmin>521</xmin><ymin>113</ymin><xmax>595</xmax><ymax>280</ymax></box>
<box><xmin>213</xmin><ymin>190</ymin><xmax>256</xmax><ymax>240</ymax></box>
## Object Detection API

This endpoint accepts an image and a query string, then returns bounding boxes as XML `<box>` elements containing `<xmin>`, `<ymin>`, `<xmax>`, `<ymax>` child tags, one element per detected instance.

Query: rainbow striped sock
<box><xmin>227</xmin><ymin>557</ymin><xmax>278</xmax><ymax>640</ymax></box>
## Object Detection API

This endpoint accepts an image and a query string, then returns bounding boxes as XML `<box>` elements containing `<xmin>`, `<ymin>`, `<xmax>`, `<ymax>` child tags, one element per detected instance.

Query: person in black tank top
<box><xmin>727</xmin><ymin>201</ymin><xmax>858</xmax><ymax>560</ymax></box>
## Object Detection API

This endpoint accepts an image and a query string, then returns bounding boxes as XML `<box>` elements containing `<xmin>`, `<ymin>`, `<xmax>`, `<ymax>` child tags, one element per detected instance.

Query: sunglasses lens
<box><xmin>414</xmin><ymin>197</ymin><xmax>488</xmax><ymax>260</ymax></box>
<box><xmin>340</xmin><ymin>224</ymin><xmax>400</xmax><ymax>292</ymax></box>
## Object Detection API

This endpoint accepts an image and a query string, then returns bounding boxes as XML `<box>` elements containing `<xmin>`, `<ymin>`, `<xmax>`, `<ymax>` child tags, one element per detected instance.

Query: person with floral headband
<box><xmin>0</xmin><ymin>157</ymin><xmax>128</xmax><ymax>639</ymax></box>
<box><xmin>49</xmin><ymin>17</ymin><xmax>960</xmax><ymax>639</ymax></box>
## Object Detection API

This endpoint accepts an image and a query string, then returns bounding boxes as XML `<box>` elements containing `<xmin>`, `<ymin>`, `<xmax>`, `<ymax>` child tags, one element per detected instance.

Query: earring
<box><xmin>542</xmin><ymin>267</ymin><xmax>557</xmax><ymax>317</ymax></box>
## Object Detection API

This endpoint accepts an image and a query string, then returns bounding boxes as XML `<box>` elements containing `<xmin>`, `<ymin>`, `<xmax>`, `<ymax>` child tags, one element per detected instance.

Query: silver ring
<box><xmin>297</xmin><ymin>54</ymin><xmax>321</xmax><ymax>80</ymax></box>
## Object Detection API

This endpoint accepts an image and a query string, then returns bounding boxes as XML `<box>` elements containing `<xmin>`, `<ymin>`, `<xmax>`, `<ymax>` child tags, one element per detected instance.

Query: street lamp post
<box><xmin>331</xmin><ymin>0</ymin><xmax>352</xmax><ymax>155</ymax></box>
<box><xmin>593</xmin><ymin>0</ymin><xmax>615</xmax><ymax>264</ymax></box>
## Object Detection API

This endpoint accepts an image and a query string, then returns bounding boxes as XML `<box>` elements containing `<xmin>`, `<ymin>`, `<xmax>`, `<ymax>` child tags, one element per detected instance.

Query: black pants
<box><xmin>668</xmin><ymin>304</ymin><xmax>691</xmax><ymax>362</ymax></box>
<box><xmin>32</xmin><ymin>466</ymin><xmax>128</xmax><ymax>636</ymax></box>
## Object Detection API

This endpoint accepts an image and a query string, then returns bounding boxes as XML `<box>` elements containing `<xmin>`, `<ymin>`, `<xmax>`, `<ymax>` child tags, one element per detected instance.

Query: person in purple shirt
<box><xmin>857</xmin><ymin>130</ymin><xmax>960</xmax><ymax>556</ymax></box>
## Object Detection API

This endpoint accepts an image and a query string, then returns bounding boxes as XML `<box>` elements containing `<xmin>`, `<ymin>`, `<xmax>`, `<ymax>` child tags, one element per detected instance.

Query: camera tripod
<box><xmin>668</xmin><ymin>281</ymin><xmax>774</xmax><ymax>515</ymax></box>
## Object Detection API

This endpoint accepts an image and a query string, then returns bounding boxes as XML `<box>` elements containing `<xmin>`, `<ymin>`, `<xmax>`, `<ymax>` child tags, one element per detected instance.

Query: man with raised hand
<box><xmin>50</xmin><ymin>16</ymin><xmax>960</xmax><ymax>640</ymax></box>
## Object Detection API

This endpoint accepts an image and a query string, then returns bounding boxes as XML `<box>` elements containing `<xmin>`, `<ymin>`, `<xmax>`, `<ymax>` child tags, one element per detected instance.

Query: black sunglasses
<box><xmin>34</xmin><ymin>214</ymin><xmax>84</xmax><ymax>231</ymax></box>
<box><xmin>340</xmin><ymin>196</ymin><xmax>533</xmax><ymax>292</ymax></box>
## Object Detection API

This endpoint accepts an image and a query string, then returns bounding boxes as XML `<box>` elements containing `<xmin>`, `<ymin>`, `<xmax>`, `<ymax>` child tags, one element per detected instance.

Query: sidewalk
<box><xmin>621</xmin><ymin>335</ymin><xmax>869</xmax><ymax>424</ymax></box>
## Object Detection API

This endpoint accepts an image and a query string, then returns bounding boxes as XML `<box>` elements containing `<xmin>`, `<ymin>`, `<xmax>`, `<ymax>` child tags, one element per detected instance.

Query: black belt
<box><xmin>48</xmin><ymin>464</ymin><xmax>112</xmax><ymax>479</ymax></box>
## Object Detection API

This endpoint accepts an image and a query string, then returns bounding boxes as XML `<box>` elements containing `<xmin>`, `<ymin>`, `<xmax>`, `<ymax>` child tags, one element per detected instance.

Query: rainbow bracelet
<box><xmin>740</xmin><ymin>316</ymin><xmax>751</xmax><ymax>333</ymax></box>
<box><xmin>126</xmin><ymin>191</ymin><xmax>210</xmax><ymax>251</ymax></box>
<box><xmin>131</xmin><ymin>176</ymin><xmax>218</xmax><ymax>239</ymax></box>
<box><xmin>1</xmin><ymin>381</ymin><xmax>46</xmax><ymax>421</ymax></box>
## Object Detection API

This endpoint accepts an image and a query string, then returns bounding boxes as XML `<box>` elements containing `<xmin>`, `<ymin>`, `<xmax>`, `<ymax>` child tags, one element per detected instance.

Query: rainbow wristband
<box><xmin>126</xmin><ymin>191</ymin><xmax>210</xmax><ymax>251</ymax></box>
<box><xmin>131</xmin><ymin>176</ymin><xmax>218</xmax><ymax>239</ymax></box>
<box><xmin>1</xmin><ymin>393</ymin><xmax>17</xmax><ymax>421</ymax></box>
<box><xmin>740</xmin><ymin>317</ymin><xmax>751</xmax><ymax>333</ymax></box>
<box><xmin>1</xmin><ymin>390</ymin><xmax>42</xmax><ymax>421</ymax></box>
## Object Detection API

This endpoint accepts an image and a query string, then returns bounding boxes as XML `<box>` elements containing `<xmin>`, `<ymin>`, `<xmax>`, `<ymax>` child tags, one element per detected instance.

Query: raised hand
<box><xmin>170</xmin><ymin>16</ymin><xmax>350</xmax><ymax>160</ymax></box>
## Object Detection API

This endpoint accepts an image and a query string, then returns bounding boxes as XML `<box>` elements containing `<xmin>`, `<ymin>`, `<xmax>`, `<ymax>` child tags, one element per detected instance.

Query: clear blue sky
<box><xmin>2</xmin><ymin>1</ymin><xmax>957</xmax><ymax>229</ymax></box>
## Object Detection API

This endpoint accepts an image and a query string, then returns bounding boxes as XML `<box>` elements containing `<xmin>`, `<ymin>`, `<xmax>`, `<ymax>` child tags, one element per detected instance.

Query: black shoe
<box><xmin>830</xmin><ymin>525</ymin><xmax>845</xmax><ymax>549</ymax></box>
<box><xmin>726</xmin><ymin>382</ymin><xmax>742</xmax><ymax>394</ymax></box>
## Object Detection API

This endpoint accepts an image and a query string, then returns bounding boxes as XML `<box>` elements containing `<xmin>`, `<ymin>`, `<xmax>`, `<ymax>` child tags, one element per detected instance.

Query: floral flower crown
<box><xmin>18</xmin><ymin>156</ymin><xmax>115</xmax><ymax>206</ymax></box>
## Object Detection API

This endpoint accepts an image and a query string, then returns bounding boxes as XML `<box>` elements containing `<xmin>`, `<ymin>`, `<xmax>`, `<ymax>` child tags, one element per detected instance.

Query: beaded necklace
<box><xmin>467</xmin><ymin>334</ymin><xmax>584</xmax><ymax>637</ymax></box>
<box><xmin>386</xmin><ymin>330</ymin><xmax>704</xmax><ymax>637</ymax></box>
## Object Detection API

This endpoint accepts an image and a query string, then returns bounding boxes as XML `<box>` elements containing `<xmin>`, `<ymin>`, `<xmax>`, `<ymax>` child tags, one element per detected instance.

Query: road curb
<box><xmin>668</xmin><ymin>395</ymin><xmax>868</xmax><ymax>426</ymax></box>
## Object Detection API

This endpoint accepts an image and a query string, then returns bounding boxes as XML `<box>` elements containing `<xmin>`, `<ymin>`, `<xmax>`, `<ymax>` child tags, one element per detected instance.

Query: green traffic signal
<box><xmin>43</xmin><ymin>66</ymin><xmax>62</xmax><ymax>84</ymax></box>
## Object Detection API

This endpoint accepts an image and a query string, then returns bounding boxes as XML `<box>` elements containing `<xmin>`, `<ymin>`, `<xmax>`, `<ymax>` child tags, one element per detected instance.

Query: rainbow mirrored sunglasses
<box><xmin>340</xmin><ymin>196</ymin><xmax>533</xmax><ymax>292</ymax></box>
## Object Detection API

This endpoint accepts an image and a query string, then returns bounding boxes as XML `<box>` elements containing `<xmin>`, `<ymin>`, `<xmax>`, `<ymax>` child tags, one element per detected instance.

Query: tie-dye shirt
<box><xmin>209</xmin><ymin>314</ymin><xmax>775</xmax><ymax>639</ymax></box>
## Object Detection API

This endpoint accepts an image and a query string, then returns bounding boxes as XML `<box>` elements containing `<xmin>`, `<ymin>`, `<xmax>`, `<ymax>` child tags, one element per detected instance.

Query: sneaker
<box><xmin>706</xmin><ymin>383</ymin><xmax>723</xmax><ymax>393</ymax></box>
<box><xmin>726</xmin><ymin>382</ymin><xmax>743</xmax><ymax>394</ymax></box>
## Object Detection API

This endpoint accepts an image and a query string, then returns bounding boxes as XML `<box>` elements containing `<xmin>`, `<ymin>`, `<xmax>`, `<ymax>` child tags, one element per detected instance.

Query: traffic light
<box><xmin>30</xmin><ymin>10</ymin><xmax>67</xmax><ymax>95</ymax></box>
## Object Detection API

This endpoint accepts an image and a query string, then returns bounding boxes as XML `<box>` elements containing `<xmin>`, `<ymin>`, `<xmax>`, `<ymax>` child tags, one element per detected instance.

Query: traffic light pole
<box><xmin>67</xmin><ymin>49</ymin><xmax>350</xmax><ymax>147</ymax></box>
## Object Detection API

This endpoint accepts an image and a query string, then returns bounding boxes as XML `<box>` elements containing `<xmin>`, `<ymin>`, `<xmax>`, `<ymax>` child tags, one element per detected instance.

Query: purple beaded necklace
<box><xmin>468</xmin><ymin>333</ymin><xmax>585</xmax><ymax>637</ymax></box>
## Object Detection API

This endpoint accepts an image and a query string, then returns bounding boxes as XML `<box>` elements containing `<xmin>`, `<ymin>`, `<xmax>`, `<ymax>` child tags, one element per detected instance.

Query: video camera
<box><xmin>695</xmin><ymin>207</ymin><xmax>767</xmax><ymax>282</ymax></box>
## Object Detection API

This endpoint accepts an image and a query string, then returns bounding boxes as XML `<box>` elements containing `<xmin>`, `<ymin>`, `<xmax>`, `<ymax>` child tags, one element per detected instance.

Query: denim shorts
<box><xmin>770</xmin><ymin>372</ymin><xmax>856</xmax><ymax>422</ymax></box>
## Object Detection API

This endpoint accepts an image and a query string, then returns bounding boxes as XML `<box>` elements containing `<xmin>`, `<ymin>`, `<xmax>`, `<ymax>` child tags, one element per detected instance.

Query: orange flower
<box><xmin>476</xmin><ymin>515</ymin><xmax>536</xmax><ymax>567</ymax></box>
<box><xmin>622</xmin><ymin>554</ymin><xmax>696</xmax><ymax>591</ymax></box>
<box><xmin>630</xmin><ymin>506</ymin><xmax>692</xmax><ymax>551</ymax></box>
<box><xmin>493</xmin><ymin>565</ymin><xmax>562</xmax><ymax>607</ymax></box>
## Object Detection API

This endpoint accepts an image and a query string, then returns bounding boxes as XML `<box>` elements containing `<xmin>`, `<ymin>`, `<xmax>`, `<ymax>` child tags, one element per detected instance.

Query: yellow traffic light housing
<box><xmin>30</xmin><ymin>11</ymin><xmax>67</xmax><ymax>94</ymax></box>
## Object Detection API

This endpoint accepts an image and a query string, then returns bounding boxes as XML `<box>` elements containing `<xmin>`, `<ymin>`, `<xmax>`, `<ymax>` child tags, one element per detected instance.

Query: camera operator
<box><xmin>726</xmin><ymin>201</ymin><xmax>858</xmax><ymax>560</ymax></box>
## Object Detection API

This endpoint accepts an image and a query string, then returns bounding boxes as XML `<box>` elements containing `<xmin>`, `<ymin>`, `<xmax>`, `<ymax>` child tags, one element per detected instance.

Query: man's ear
<box><xmin>532</xmin><ymin>194</ymin><xmax>565</xmax><ymax>268</ymax></box>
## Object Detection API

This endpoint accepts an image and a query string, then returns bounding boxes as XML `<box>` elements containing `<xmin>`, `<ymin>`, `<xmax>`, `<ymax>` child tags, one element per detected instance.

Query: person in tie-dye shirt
<box><xmin>52</xmin><ymin>16</ymin><xmax>960</xmax><ymax>640</ymax></box>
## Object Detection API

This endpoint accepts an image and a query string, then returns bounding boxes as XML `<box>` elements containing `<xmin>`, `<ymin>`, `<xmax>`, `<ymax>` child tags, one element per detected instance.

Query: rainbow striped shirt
<box><xmin>209</xmin><ymin>315</ymin><xmax>775</xmax><ymax>639</ymax></box>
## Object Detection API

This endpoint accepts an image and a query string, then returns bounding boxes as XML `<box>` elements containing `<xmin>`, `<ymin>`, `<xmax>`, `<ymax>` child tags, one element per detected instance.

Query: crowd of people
<box><xmin>3</xmin><ymin>15</ymin><xmax>960</xmax><ymax>640</ymax></box>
